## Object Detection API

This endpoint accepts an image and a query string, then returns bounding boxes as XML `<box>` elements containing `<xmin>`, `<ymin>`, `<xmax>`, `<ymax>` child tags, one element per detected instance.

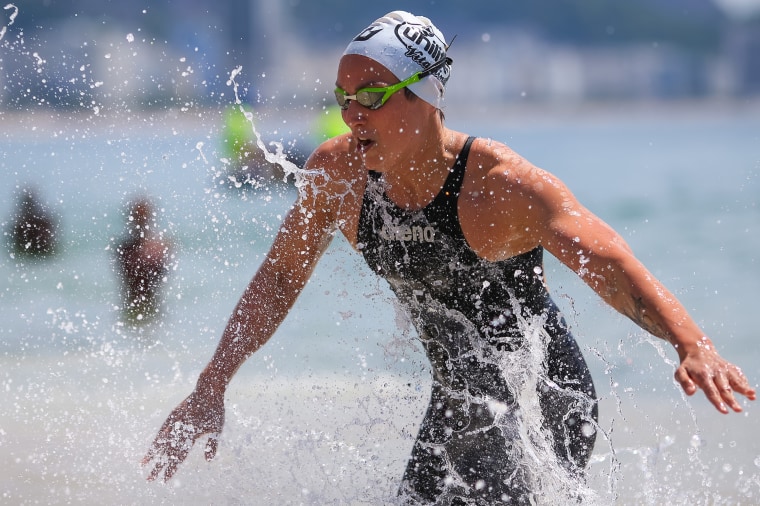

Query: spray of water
<box><xmin>0</xmin><ymin>4</ymin><xmax>19</xmax><ymax>41</ymax></box>
<box><xmin>225</xmin><ymin>65</ymin><xmax>315</xmax><ymax>195</ymax></box>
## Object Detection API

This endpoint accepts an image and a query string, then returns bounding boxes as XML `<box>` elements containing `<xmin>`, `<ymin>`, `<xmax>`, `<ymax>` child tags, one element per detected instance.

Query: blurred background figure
<box><xmin>114</xmin><ymin>195</ymin><xmax>174</xmax><ymax>325</ymax></box>
<box><xmin>6</xmin><ymin>185</ymin><xmax>61</xmax><ymax>260</ymax></box>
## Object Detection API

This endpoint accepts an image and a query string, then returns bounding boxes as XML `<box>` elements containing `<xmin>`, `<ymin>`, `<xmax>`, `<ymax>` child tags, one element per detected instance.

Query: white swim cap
<box><xmin>343</xmin><ymin>11</ymin><xmax>451</xmax><ymax>109</ymax></box>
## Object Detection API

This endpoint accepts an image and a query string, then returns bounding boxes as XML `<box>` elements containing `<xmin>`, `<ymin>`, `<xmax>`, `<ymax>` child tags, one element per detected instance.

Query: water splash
<box><xmin>0</xmin><ymin>3</ymin><xmax>18</xmax><ymax>41</ymax></box>
<box><xmin>225</xmin><ymin>65</ymin><xmax>315</xmax><ymax>194</ymax></box>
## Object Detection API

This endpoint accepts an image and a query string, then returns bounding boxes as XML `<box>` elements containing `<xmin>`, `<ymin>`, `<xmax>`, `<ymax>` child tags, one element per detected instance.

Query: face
<box><xmin>335</xmin><ymin>54</ymin><xmax>435</xmax><ymax>172</ymax></box>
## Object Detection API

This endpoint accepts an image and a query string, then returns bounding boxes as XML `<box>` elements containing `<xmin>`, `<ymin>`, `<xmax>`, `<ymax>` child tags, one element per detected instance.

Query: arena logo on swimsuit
<box><xmin>379</xmin><ymin>224</ymin><xmax>435</xmax><ymax>243</ymax></box>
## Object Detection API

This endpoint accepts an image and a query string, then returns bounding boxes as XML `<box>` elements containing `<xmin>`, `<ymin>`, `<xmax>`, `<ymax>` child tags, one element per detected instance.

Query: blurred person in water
<box><xmin>114</xmin><ymin>195</ymin><xmax>174</xmax><ymax>325</ymax></box>
<box><xmin>143</xmin><ymin>11</ymin><xmax>755</xmax><ymax>503</ymax></box>
<box><xmin>6</xmin><ymin>185</ymin><xmax>60</xmax><ymax>259</ymax></box>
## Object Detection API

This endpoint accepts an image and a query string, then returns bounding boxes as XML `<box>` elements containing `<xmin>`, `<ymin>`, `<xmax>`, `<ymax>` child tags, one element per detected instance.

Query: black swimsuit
<box><xmin>357</xmin><ymin>137</ymin><xmax>598</xmax><ymax>504</ymax></box>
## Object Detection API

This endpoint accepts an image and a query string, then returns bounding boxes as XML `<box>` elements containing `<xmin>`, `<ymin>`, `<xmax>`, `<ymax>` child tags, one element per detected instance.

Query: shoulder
<box><xmin>462</xmin><ymin>137</ymin><xmax>562</xmax><ymax>202</ymax></box>
<box><xmin>465</xmin><ymin>137</ymin><xmax>536</xmax><ymax>175</ymax></box>
<box><xmin>297</xmin><ymin>134</ymin><xmax>368</xmax><ymax>243</ymax></box>
<box><xmin>304</xmin><ymin>134</ymin><xmax>365</xmax><ymax>190</ymax></box>
<box><xmin>458</xmin><ymin>137</ymin><xmax>578</xmax><ymax>260</ymax></box>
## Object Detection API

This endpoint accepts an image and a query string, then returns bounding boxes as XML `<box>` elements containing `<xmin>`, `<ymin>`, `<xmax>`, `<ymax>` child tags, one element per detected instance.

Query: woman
<box><xmin>143</xmin><ymin>11</ymin><xmax>755</xmax><ymax>503</ymax></box>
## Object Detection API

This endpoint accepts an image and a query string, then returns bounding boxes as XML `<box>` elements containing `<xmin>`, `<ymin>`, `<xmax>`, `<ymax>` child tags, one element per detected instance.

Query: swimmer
<box><xmin>7</xmin><ymin>185</ymin><xmax>60</xmax><ymax>259</ymax></box>
<box><xmin>114</xmin><ymin>196</ymin><xmax>173</xmax><ymax>324</ymax></box>
<box><xmin>143</xmin><ymin>11</ymin><xmax>755</xmax><ymax>503</ymax></box>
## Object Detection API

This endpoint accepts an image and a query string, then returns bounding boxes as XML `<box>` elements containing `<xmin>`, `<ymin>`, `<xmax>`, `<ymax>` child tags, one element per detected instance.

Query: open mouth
<box><xmin>356</xmin><ymin>137</ymin><xmax>374</xmax><ymax>155</ymax></box>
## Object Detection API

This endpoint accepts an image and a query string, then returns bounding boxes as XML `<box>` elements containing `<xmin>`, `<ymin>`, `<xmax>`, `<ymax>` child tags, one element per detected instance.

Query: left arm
<box><xmin>461</xmin><ymin>144</ymin><xmax>755</xmax><ymax>413</ymax></box>
<box><xmin>543</xmin><ymin>194</ymin><xmax>755</xmax><ymax>413</ymax></box>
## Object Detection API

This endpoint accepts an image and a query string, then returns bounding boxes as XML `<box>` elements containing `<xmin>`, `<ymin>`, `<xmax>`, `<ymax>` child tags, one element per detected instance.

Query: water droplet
<box><xmin>581</xmin><ymin>422</ymin><xmax>595</xmax><ymax>438</ymax></box>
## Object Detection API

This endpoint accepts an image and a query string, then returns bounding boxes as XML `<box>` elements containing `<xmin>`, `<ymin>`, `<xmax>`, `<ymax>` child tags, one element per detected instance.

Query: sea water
<box><xmin>1</xmin><ymin>103</ymin><xmax>759</xmax><ymax>504</ymax></box>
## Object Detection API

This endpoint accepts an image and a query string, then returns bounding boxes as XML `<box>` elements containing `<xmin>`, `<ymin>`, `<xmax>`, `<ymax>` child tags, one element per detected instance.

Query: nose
<box><xmin>341</xmin><ymin>101</ymin><xmax>366</xmax><ymax>129</ymax></box>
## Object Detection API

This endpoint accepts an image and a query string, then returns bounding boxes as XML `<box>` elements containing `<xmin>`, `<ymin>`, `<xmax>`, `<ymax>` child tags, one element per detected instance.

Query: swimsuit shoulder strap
<box><xmin>439</xmin><ymin>135</ymin><xmax>476</xmax><ymax>198</ymax></box>
<box><xmin>424</xmin><ymin>136</ymin><xmax>476</xmax><ymax>237</ymax></box>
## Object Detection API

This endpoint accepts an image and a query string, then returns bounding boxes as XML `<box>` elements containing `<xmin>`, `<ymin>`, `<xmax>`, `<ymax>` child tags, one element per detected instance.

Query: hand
<box><xmin>142</xmin><ymin>390</ymin><xmax>225</xmax><ymax>481</ymax></box>
<box><xmin>674</xmin><ymin>339</ymin><xmax>756</xmax><ymax>414</ymax></box>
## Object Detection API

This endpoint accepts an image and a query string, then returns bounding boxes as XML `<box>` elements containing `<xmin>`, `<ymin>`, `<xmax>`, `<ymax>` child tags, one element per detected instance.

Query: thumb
<box><xmin>204</xmin><ymin>433</ymin><xmax>219</xmax><ymax>462</ymax></box>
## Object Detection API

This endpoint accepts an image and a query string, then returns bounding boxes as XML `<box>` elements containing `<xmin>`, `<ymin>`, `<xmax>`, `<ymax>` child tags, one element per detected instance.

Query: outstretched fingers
<box><xmin>141</xmin><ymin>450</ymin><xmax>165</xmax><ymax>482</ymax></box>
<box><xmin>676</xmin><ymin>367</ymin><xmax>729</xmax><ymax>413</ymax></box>
<box><xmin>143</xmin><ymin>392</ymin><xmax>226</xmax><ymax>481</ymax></box>
<box><xmin>675</xmin><ymin>361</ymin><xmax>756</xmax><ymax>414</ymax></box>
<box><xmin>712</xmin><ymin>371</ymin><xmax>740</xmax><ymax>414</ymax></box>
<box><xmin>726</xmin><ymin>364</ymin><xmax>757</xmax><ymax>404</ymax></box>
<box><xmin>674</xmin><ymin>366</ymin><xmax>697</xmax><ymax>397</ymax></box>
<box><xmin>143</xmin><ymin>420</ymin><xmax>201</xmax><ymax>481</ymax></box>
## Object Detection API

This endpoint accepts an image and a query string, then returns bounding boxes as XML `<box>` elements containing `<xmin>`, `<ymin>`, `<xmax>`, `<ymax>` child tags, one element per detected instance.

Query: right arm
<box><xmin>142</xmin><ymin>140</ymin><xmax>359</xmax><ymax>481</ymax></box>
<box><xmin>197</xmin><ymin>197</ymin><xmax>337</xmax><ymax>402</ymax></box>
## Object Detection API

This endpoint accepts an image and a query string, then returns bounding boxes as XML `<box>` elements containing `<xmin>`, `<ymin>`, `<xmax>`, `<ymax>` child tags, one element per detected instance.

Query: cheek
<box><xmin>380</xmin><ymin>108</ymin><xmax>413</xmax><ymax>135</ymax></box>
<box><xmin>393</xmin><ymin>118</ymin><xmax>423</xmax><ymax>139</ymax></box>
<box><xmin>376</xmin><ymin>98</ymin><xmax>424</xmax><ymax>141</ymax></box>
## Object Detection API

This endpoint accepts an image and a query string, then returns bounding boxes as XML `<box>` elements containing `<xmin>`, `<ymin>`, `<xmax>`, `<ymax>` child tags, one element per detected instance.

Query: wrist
<box><xmin>196</xmin><ymin>363</ymin><xmax>229</xmax><ymax>401</ymax></box>
<box><xmin>673</xmin><ymin>335</ymin><xmax>714</xmax><ymax>361</ymax></box>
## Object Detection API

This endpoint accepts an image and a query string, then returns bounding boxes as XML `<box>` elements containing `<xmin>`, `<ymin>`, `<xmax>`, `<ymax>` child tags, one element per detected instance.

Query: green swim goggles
<box><xmin>334</xmin><ymin>55</ymin><xmax>453</xmax><ymax>111</ymax></box>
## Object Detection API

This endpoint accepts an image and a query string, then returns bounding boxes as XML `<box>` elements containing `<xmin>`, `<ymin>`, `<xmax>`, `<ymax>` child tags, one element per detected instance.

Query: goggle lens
<box><xmin>334</xmin><ymin>89</ymin><xmax>386</xmax><ymax>110</ymax></box>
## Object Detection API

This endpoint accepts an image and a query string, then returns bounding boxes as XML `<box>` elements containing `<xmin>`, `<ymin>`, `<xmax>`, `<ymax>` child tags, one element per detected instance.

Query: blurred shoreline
<box><xmin>2</xmin><ymin>96</ymin><xmax>760</xmax><ymax>138</ymax></box>
<box><xmin>453</xmin><ymin>95</ymin><xmax>760</xmax><ymax>126</ymax></box>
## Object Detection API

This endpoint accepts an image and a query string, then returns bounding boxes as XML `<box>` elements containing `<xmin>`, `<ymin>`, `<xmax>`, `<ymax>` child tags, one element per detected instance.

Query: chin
<box><xmin>359</xmin><ymin>153</ymin><xmax>384</xmax><ymax>172</ymax></box>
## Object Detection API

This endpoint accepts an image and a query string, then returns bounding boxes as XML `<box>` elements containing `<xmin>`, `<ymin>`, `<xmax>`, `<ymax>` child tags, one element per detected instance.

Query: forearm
<box><xmin>587</xmin><ymin>253</ymin><xmax>707</xmax><ymax>360</ymax></box>
<box><xmin>194</xmin><ymin>203</ymin><xmax>336</xmax><ymax>398</ymax></box>
<box><xmin>199</xmin><ymin>265</ymin><xmax>301</xmax><ymax>395</ymax></box>
<box><xmin>619</xmin><ymin>275</ymin><xmax>710</xmax><ymax>360</ymax></box>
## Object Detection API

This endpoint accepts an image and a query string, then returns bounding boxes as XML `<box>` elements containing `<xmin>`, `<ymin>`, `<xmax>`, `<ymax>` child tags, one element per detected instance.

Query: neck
<box><xmin>383</xmin><ymin>127</ymin><xmax>463</xmax><ymax>210</ymax></box>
